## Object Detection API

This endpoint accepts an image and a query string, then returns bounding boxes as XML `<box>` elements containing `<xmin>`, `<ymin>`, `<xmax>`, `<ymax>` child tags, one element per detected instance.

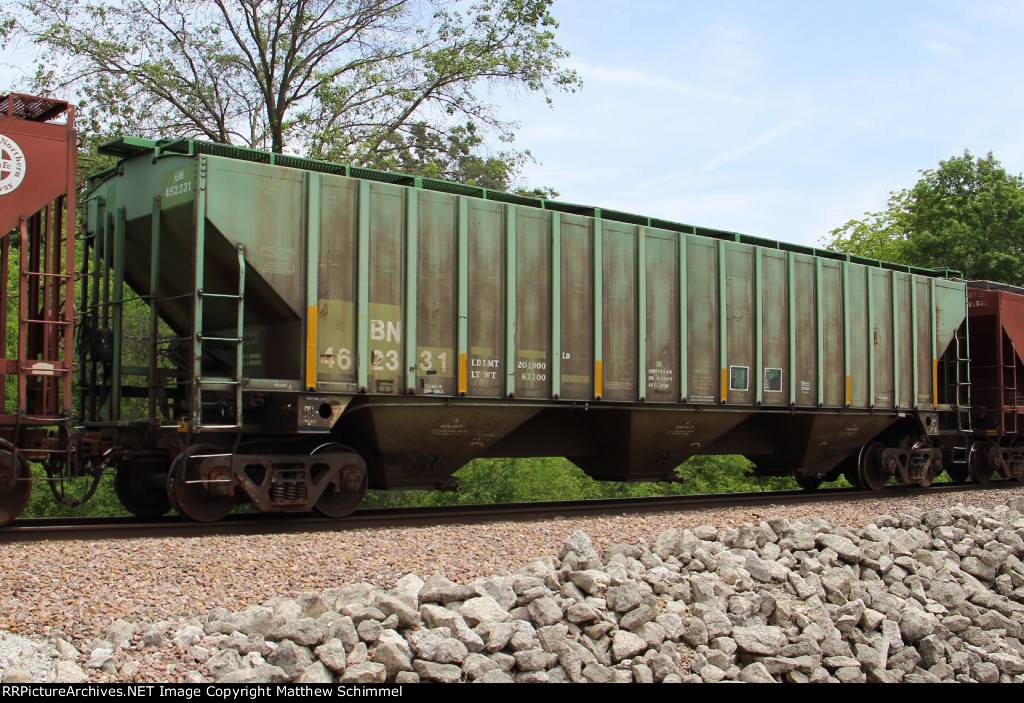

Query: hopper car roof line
<box><xmin>94</xmin><ymin>135</ymin><xmax>960</xmax><ymax>280</ymax></box>
<box><xmin>967</xmin><ymin>280</ymin><xmax>1024</xmax><ymax>296</ymax></box>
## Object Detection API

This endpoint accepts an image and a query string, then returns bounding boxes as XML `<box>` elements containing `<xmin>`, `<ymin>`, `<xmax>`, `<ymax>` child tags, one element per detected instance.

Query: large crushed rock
<box><xmin>0</xmin><ymin>632</ymin><xmax>58</xmax><ymax>683</ymax></box>
<box><xmin>8</xmin><ymin>499</ymin><xmax>1024</xmax><ymax>682</ymax></box>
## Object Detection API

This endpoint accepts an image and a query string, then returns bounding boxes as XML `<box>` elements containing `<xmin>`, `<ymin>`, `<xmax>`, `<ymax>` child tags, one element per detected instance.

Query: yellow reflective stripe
<box><xmin>595</xmin><ymin>360</ymin><xmax>603</xmax><ymax>398</ymax></box>
<box><xmin>306</xmin><ymin>306</ymin><xmax>318</xmax><ymax>388</ymax></box>
<box><xmin>458</xmin><ymin>353</ymin><xmax>468</xmax><ymax>394</ymax></box>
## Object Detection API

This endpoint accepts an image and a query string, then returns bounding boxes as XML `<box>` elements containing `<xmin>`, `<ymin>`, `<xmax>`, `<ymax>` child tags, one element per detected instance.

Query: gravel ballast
<box><xmin>3</xmin><ymin>487</ymin><xmax>1024</xmax><ymax>682</ymax></box>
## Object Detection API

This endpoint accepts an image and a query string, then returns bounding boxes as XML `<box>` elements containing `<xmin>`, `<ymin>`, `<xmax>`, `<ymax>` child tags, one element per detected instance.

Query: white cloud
<box><xmin>697</xmin><ymin>118</ymin><xmax>803</xmax><ymax>172</ymax></box>
<box><xmin>915</xmin><ymin>17</ymin><xmax>973</xmax><ymax>58</ymax></box>
<box><xmin>920</xmin><ymin>38</ymin><xmax>960</xmax><ymax>56</ymax></box>
<box><xmin>976</xmin><ymin>0</ymin><xmax>1024</xmax><ymax>25</ymax></box>
<box><xmin>896</xmin><ymin>127</ymin><xmax>951</xmax><ymax>142</ymax></box>
<box><xmin>569</xmin><ymin>58</ymin><xmax>763</xmax><ymax>107</ymax></box>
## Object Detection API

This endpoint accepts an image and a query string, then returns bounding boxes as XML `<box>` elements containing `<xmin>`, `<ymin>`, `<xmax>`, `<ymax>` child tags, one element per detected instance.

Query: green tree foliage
<box><xmin>360</xmin><ymin>455</ymin><xmax>800</xmax><ymax>511</ymax></box>
<box><xmin>77</xmin><ymin>132</ymin><xmax>120</xmax><ymax>180</ymax></box>
<box><xmin>824</xmin><ymin>151</ymin><xmax>1024</xmax><ymax>284</ymax></box>
<box><xmin>12</xmin><ymin>0</ymin><xmax>579</xmax><ymax>192</ymax></box>
<box><xmin>3</xmin><ymin>244</ymin><xmax>20</xmax><ymax>414</ymax></box>
<box><xmin>21</xmin><ymin>469</ymin><xmax>129</xmax><ymax>519</ymax></box>
<box><xmin>673</xmin><ymin>455</ymin><xmax>797</xmax><ymax>494</ymax></box>
<box><xmin>0</xmin><ymin>8</ymin><xmax>12</xmax><ymax>41</ymax></box>
<box><xmin>362</xmin><ymin>121</ymin><xmax>558</xmax><ymax>197</ymax></box>
<box><xmin>454</xmin><ymin>457</ymin><xmax>594</xmax><ymax>503</ymax></box>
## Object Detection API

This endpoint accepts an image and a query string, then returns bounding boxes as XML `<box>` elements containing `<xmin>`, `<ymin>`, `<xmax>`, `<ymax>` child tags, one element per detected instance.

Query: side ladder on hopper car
<box><xmin>943</xmin><ymin>323</ymin><xmax>972</xmax><ymax>482</ymax></box>
<box><xmin>189</xmin><ymin>242</ymin><xmax>246</xmax><ymax>432</ymax></box>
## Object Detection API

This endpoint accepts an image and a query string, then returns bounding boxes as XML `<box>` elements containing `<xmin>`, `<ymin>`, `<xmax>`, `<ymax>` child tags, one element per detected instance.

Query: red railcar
<box><xmin>0</xmin><ymin>94</ymin><xmax>79</xmax><ymax>523</ymax></box>
<box><xmin>964</xmin><ymin>281</ymin><xmax>1024</xmax><ymax>483</ymax></box>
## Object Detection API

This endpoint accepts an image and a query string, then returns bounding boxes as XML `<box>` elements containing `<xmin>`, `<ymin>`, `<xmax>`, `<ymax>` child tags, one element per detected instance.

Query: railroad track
<box><xmin>1</xmin><ymin>481</ymin><xmax>1015</xmax><ymax>544</ymax></box>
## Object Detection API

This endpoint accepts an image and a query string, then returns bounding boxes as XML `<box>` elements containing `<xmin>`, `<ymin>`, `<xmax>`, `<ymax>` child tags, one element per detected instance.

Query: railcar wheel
<box><xmin>116</xmin><ymin>454</ymin><xmax>172</xmax><ymax>518</ymax></box>
<box><xmin>167</xmin><ymin>446</ymin><xmax>236</xmax><ymax>522</ymax></box>
<box><xmin>795</xmin><ymin>475</ymin><xmax>823</xmax><ymax>491</ymax></box>
<box><xmin>858</xmin><ymin>442</ymin><xmax>888</xmax><ymax>491</ymax></box>
<box><xmin>0</xmin><ymin>447</ymin><xmax>31</xmax><ymax>526</ymax></box>
<box><xmin>311</xmin><ymin>444</ymin><xmax>368</xmax><ymax>519</ymax></box>
<box><xmin>969</xmin><ymin>441</ymin><xmax>995</xmax><ymax>485</ymax></box>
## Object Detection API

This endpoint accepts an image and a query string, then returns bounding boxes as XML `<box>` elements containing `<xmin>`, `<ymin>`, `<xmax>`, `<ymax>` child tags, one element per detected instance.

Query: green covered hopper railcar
<box><xmin>82</xmin><ymin>137</ymin><xmax>968</xmax><ymax>520</ymax></box>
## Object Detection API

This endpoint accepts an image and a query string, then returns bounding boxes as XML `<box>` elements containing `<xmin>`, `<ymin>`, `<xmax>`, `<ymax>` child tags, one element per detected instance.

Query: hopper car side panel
<box><xmin>79</xmin><ymin>143</ymin><xmax>967</xmax><ymax>504</ymax></box>
<box><xmin>83</xmin><ymin>146</ymin><xmax>962</xmax><ymax>480</ymax></box>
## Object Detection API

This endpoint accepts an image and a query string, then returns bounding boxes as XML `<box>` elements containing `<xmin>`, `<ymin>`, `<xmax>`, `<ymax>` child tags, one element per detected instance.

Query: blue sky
<box><xmin>500</xmin><ymin>0</ymin><xmax>1024</xmax><ymax>247</ymax></box>
<box><xmin>4</xmin><ymin>1</ymin><xmax>1024</xmax><ymax>248</ymax></box>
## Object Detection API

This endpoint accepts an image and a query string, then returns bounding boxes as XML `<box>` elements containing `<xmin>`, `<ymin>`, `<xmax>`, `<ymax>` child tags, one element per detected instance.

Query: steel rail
<box><xmin>0</xmin><ymin>482</ymin><xmax>1017</xmax><ymax>544</ymax></box>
